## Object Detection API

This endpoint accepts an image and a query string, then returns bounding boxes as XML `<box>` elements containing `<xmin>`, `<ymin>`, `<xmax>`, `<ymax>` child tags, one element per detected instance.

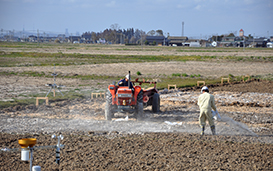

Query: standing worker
<box><xmin>197</xmin><ymin>86</ymin><xmax>218</xmax><ymax>135</ymax></box>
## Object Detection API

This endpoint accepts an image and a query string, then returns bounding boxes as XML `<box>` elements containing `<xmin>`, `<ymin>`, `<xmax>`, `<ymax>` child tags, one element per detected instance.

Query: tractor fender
<box><xmin>108</xmin><ymin>85</ymin><xmax>117</xmax><ymax>104</ymax></box>
<box><xmin>134</xmin><ymin>86</ymin><xmax>142</xmax><ymax>97</ymax></box>
<box><xmin>108</xmin><ymin>85</ymin><xmax>117</xmax><ymax>96</ymax></box>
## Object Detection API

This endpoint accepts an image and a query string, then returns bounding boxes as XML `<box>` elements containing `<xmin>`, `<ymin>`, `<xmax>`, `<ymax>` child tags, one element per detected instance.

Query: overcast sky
<box><xmin>0</xmin><ymin>0</ymin><xmax>272</xmax><ymax>38</ymax></box>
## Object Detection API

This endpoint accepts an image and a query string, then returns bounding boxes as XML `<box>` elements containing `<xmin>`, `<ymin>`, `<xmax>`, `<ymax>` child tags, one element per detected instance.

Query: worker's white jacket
<box><xmin>197</xmin><ymin>92</ymin><xmax>217</xmax><ymax>111</ymax></box>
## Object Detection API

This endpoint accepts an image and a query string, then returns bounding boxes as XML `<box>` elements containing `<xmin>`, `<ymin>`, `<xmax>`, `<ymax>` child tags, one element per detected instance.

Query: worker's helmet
<box><xmin>201</xmin><ymin>86</ymin><xmax>209</xmax><ymax>93</ymax></box>
<box><xmin>125</xmin><ymin>74</ymin><xmax>130</xmax><ymax>80</ymax></box>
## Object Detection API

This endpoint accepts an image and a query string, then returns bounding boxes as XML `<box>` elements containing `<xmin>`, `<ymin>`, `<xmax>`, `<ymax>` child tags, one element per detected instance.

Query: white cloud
<box><xmin>60</xmin><ymin>0</ymin><xmax>80</xmax><ymax>2</ymax></box>
<box><xmin>155</xmin><ymin>0</ymin><xmax>168</xmax><ymax>2</ymax></box>
<box><xmin>177</xmin><ymin>4</ymin><xmax>186</xmax><ymax>9</ymax></box>
<box><xmin>243</xmin><ymin>0</ymin><xmax>254</xmax><ymax>5</ymax></box>
<box><xmin>194</xmin><ymin>0</ymin><xmax>204</xmax><ymax>2</ymax></box>
<box><xmin>106</xmin><ymin>1</ymin><xmax>116</xmax><ymax>7</ymax></box>
<box><xmin>22</xmin><ymin>0</ymin><xmax>37</xmax><ymax>3</ymax></box>
<box><xmin>194</xmin><ymin>4</ymin><xmax>201</xmax><ymax>10</ymax></box>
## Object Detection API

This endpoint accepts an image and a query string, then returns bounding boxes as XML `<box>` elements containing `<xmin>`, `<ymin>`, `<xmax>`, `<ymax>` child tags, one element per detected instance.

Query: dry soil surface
<box><xmin>1</xmin><ymin>61</ymin><xmax>273</xmax><ymax>79</ymax></box>
<box><xmin>0</xmin><ymin>80</ymin><xmax>273</xmax><ymax>170</ymax></box>
<box><xmin>1</xmin><ymin>60</ymin><xmax>273</xmax><ymax>101</ymax></box>
<box><xmin>1</xmin><ymin>132</ymin><xmax>272</xmax><ymax>171</ymax></box>
<box><xmin>0</xmin><ymin>48</ymin><xmax>273</xmax><ymax>170</ymax></box>
<box><xmin>1</xmin><ymin>45</ymin><xmax>273</xmax><ymax>57</ymax></box>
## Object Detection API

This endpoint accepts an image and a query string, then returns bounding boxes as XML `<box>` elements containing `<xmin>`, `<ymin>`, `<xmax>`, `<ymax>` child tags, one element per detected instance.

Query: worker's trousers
<box><xmin>199</xmin><ymin>109</ymin><xmax>214</xmax><ymax>127</ymax></box>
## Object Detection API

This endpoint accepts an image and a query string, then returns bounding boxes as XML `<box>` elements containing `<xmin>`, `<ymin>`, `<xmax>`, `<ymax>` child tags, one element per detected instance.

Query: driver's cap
<box><xmin>201</xmin><ymin>86</ymin><xmax>209</xmax><ymax>93</ymax></box>
<box><xmin>126</xmin><ymin>74</ymin><xmax>130</xmax><ymax>79</ymax></box>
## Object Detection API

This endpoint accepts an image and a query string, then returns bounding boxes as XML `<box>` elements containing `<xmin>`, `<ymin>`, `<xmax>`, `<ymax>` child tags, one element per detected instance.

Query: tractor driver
<box><xmin>118</xmin><ymin>74</ymin><xmax>133</xmax><ymax>89</ymax></box>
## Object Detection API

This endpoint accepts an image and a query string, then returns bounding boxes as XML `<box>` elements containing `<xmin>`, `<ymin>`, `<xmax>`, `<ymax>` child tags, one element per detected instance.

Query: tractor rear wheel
<box><xmin>105</xmin><ymin>89</ymin><xmax>113</xmax><ymax>121</ymax></box>
<box><xmin>136</xmin><ymin>90</ymin><xmax>144</xmax><ymax>121</ymax></box>
<box><xmin>152</xmin><ymin>93</ymin><xmax>160</xmax><ymax>113</ymax></box>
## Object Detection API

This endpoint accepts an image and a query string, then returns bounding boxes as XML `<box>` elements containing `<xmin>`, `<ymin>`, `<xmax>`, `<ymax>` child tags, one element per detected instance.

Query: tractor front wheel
<box><xmin>136</xmin><ymin>102</ymin><xmax>143</xmax><ymax>121</ymax></box>
<box><xmin>136</xmin><ymin>90</ymin><xmax>144</xmax><ymax>121</ymax></box>
<box><xmin>105</xmin><ymin>90</ymin><xmax>113</xmax><ymax>121</ymax></box>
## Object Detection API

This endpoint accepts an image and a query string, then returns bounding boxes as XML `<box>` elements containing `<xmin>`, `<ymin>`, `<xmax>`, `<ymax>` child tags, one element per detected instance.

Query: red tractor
<box><xmin>105</xmin><ymin>72</ymin><xmax>160</xmax><ymax>121</ymax></box>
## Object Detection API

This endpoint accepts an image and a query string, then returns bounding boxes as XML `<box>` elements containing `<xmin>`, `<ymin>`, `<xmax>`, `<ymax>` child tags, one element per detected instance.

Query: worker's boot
<box><xmin>211</xmin><ymin>125</ymin><xmax>216</xmax><ymax>135</ymax></box>
<box><xmin>201</xmin><ymin>125</ymin><xmax>205</xmax><ymax>135</ymax></box>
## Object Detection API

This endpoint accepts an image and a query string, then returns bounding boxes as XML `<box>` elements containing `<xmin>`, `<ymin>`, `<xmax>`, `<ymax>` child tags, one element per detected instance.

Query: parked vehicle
<box><xmin>267</xmin><ymin>42</ymin><xmax>273</xmax><ymax>48</ymax></box>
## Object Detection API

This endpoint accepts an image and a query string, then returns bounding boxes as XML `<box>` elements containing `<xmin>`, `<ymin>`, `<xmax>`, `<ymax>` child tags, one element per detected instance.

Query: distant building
<box><xmin>28</xmin><ymin>35</ymin><xmax>37</xmax><ymax>42</ymax></box>
<box><xmin>184</xmin><ymin>39</ymin><xmax>200</xmax><ymax>47</ymax></box>
<box><xmin>220</xmin><ymin>36</ymin><xmax>241</xmax><ymax>47</ymax></box>
<box><xmin>68</xmin><ymin>36</ymin><xmax>81</xmax><ymax>43</ymax></box>
<box><xmin>167</xmin><ymin>36</ymin><xmax>188</xmax><ymax>46</ymax></box>
<box><xmin>57</xmin><ymin>34</ymin><xmax>66</xmax><ymax>42</ymax></box>
<box><xmin>146</xmin><ymin>36</ymin><xmax>165</xmax><ymax>46</ymax></box>
<box><xmin>65</xmin><ymin>29</ymin><xmax>69</xmax><ymax>37</ymax></box>
<box><xmin>97</xmin><ymin>38</ymin><xmax>106</xmax><ymax>44</ymax></box>
<box><xmin>245</xmin><ymin>37</ymin><xmax>269</xmax><ymax>47</ymax></box>
<box><xmin>43</xmin><ymin>36</ymin><xmax>57</xmax><ymax>42</ymax></box>
<box><xmin>270</xmin><ymin>36</ymin><xmax>273</xmax><ymax>42</ymax></box>
<box><xmin>189</xmin><ymin>42</ymin><xmax>200</xmax><ymax>47</ymax></box>
<box><xmin>239</xmin><ymin>29</ymin><xmax>244</xmax><ymax>37</ymax></box>
<box><xmin>81</xmin><ymin>34</ymin><xmax>92</xmax><ymax>43</ymax></box>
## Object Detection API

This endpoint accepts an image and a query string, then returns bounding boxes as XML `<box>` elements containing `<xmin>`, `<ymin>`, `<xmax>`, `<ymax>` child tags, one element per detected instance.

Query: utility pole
<box><xmin>163</xmin><ymin>33</ymin><xmax>166</xmax><ymax>46</ymax></box>
<box><xmin>182</xmin><ymin>22</ymin><xmax>184</xmax><ymax>37</ymax></box>
<box><xmin>9</xmin><ymin>30</ymin><xmax>11</xmax><ymax>41</ymax></box>
<box><xmin>141</xmin><ymin>32</ymin><xmax>143</xmax><ymax>50</ymax></box>
<box><xmin>23</xmin><ymin>27</ymin><xmax>25</xmax><ymax>41</ymax></box>
<box><xmin>37</xmin><ymin>29</ymin><xmax>39</xmax><ymax>45</ymax></box>
<box><xmin>12</xmin><ymin>29</ymin><xmax>15</xmax><ymax>41</ymax></box>
<box><xmin>70</xmin><ymin>33</ymin><xmax>72</xmax><ymax>43</ymax></box>
<box><xmin>243</xmin><ymin>36</ymin><xmax>245</xmax><ymax>51</ymax></box>
<box><xmin>43</xmin><ymin>32</ymin><xmax>46</xmax><ymax>42</ymax></box>
<box><xmin>124</xmin><ymin>34</ymin><xmax>125</xmax><ymax>44</ymax></box>
<box><xmin>1</xmin><ymin>29</ymin><xmax>3</xmax><ymax>41</ymax></box>
<box><xmin>253</xmin><ymin>33</ymin><xmax>255</xmax><ymax>48</ymax></box>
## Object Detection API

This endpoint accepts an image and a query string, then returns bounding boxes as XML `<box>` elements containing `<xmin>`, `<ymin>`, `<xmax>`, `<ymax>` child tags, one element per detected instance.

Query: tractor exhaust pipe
<box><xmin>128</xmin><ymin>71</ymin><xmax>130</xmax><ymax>89</ymax></box>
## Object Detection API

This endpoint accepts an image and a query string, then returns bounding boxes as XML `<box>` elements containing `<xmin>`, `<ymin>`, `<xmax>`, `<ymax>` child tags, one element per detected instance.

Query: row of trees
<box><xmin>82</xmin><ymin>23</ymin><xmax>255</xmax><ymax>44</ymax></box>
<box><xmin>81</xmin><ymin>23</ymin><xmax>165</xmax><ymax>44</ymax></box>
<box><xmin>211</xmin><ymin>33</ymin><xmax>254</xmax><ymax>42</ymax></box>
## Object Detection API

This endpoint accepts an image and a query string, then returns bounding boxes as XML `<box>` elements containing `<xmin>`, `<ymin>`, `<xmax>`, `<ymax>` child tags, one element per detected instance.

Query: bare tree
<box><xmin>130</xmin><ymin>36</ymin><xmax>136</xmax><ymax>44</ymax></box>
<box><xmin>147</xmin><ymin>30</ymin><xmax>155</xmax><ymax>36</ymax></box>
<box><xmin>110</xmin><ymin>23</ymin><xmax>120</xmax><ymax>31</ymax></box>
<box><xmin>110</xmin><ymin>23</ymin><xmax>121</xmax><ymax>44</ymax></box>
<box><xmin>156</xmin><ymin>29</ymin><xmax>163</xmax><ymax>36</ymax></box>
<box><xmin>91</xmin><ymin>32</ymin><xmax>97</xmax><ymax>43</ymax></box>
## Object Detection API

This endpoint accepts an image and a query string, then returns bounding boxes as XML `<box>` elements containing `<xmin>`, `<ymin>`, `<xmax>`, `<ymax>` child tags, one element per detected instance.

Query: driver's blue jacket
<box><xmin>118</xmin><ymin>79</ymin><xmax>133</xmax><ymax>89</ymax></box>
